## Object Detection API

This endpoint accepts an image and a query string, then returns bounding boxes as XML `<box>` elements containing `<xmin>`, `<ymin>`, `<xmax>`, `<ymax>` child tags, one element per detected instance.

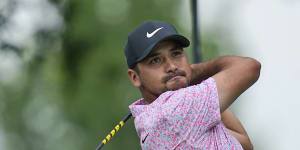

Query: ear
<box><xmin>128</xmin><ymin>69</ymin><xmax>141</xmax><ymax>88</ymax></box>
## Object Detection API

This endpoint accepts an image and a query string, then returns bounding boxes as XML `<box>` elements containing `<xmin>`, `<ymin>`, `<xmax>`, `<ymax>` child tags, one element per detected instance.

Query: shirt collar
<box><xmin>129</xmin><ymin>98</ymin><xmax>147</xmax><ymax>117</ymax></box>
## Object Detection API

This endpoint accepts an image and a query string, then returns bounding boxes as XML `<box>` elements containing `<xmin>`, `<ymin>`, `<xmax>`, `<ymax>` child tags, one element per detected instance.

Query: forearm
<box><xmin>222</xmin><ymin>109</ymin><xmax>253</xmax><ymax>150</ymax></box>
<box><xmin>190</xmin><ymin>56</ymin><xmax>252</xmax><ymax>85</ymax></box>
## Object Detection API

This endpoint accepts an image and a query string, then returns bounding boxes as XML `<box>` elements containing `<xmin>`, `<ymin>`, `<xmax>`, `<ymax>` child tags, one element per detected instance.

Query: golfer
<box><xmin>125</xmin><ymin>21</ymin><xmax>260</xmax><ymax>150</ymax></box>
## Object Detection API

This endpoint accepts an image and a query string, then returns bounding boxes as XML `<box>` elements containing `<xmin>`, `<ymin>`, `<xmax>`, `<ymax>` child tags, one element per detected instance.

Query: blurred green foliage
<box><xmin>0</xmin><ymin>0</ymin><xmax>236</xmax><ymax>150</ymax></box>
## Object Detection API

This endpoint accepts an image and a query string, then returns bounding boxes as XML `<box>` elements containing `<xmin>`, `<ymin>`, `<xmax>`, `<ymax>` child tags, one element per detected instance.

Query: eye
<box><xmin>150</xmin><ymin>57</ymin><xmax>161</xmax><ymax>64</ymax></box>
<box><xmin>172</xmin><ymin>50</ymin><xmax>183</xmax><ymax>57</ymax></box>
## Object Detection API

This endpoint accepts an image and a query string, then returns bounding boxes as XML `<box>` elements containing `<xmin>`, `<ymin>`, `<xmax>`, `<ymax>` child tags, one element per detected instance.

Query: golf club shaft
<box><xmin>96</xmin><ymin>113</ymin><xmax>132</xmax><ymax>150</ymax></box>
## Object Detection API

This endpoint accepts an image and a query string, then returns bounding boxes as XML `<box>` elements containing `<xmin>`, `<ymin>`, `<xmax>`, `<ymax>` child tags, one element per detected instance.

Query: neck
<box><xmin>139</xmin><ymin>88</ymin><xmax>158</xmax><ymax>104</ymax></box>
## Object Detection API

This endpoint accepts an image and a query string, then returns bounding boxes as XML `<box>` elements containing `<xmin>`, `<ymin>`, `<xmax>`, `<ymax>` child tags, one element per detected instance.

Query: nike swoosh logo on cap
<box><xmin>146</xmin><ymin>27</ymin><xmax>163</xmax><ymax>38</ymax></box>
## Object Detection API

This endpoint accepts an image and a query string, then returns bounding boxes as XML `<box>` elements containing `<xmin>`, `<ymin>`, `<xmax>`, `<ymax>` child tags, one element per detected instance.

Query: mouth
<box><xmin>162</xmin><ymin>70</ymin><xmax>187</xmax><ymax>83</ymax></box>
<box><xmin>168</xmin><ymin>75</ymin><xmax>183</xmax><ymax>82</ymax></box>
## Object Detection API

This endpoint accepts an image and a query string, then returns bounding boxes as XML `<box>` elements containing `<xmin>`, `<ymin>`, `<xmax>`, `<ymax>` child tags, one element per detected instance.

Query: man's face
<box><xmin>130</xmin><ymin>40</ymin><xmax>192</xmax><ymax>100</ymax></box>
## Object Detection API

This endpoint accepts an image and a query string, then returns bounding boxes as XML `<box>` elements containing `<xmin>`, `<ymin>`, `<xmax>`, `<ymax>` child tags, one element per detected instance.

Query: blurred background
<box><xmin>1</xmin><ymin>0</ymin><xmax>300</xmax><ymax>150</ymax></box>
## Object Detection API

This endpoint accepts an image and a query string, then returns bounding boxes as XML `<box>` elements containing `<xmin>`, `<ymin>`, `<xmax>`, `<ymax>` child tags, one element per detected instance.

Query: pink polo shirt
<box><xmin>129</xmin><ymin>77</ymin><xmax>243</xmax><ymax>150</ymax></box>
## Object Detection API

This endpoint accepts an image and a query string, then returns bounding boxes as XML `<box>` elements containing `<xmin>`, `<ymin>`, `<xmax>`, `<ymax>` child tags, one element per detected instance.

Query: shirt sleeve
<box><xmin>162</xmin><ymin>77</ymin><xmax>221</xmax><ymax>140</ymax></box>
<box><xmin>141</xmin><ymin>77</ymin><xmax>221</xmax><ymax>149</ymax></box>
<box><xmin>174</xmin><ymin>78</ymin><xmax>221</xmax><ymax>133</ymax></box>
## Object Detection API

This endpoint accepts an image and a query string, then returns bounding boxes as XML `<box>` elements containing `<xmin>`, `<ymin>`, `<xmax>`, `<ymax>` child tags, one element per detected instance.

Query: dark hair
<box><xmin>132</xmin><ymin>65</ymin><xmax>139</xmax><ymax>74</ymax></box>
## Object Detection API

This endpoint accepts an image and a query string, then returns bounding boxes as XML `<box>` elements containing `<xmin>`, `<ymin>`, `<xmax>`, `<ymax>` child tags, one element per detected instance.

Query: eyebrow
<box><xmin>147</xmin><ymin>45</ymin><xmax>182</xmax><ymax>59</ymax></box>
<box><xmin>170</xmin><ymin>45</ymin><xmax>182</xmax><ymax>51</ymax></box>
<box><xmin>147</xmin><ymin>51</ymin><xmax>160</xmax><ymax>58</ymax></box>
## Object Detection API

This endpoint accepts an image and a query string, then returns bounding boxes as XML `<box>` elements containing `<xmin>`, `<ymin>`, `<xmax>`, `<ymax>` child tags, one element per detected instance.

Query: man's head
<box><xmin>124</xmin><ymin>21</ymin><xmax>192</xmax><ymax>103</ymax></box>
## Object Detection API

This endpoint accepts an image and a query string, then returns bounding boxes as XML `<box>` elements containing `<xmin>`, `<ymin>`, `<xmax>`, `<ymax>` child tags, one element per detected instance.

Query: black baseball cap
<box><xmin>124</xmin><ymin>20</ymin><xmax>190</xmax><ymax>69</ymax></box>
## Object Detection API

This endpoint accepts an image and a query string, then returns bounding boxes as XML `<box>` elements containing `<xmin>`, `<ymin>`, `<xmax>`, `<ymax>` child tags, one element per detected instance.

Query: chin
<box><xmin>165</xmin><ymin>76</ymin><xmax>189</xmax><ymax>91</ymax></box>
<box><xmin>167</xmin><ymin>82</ymin><xmax>188</xmax><ymax>91</ymax></box>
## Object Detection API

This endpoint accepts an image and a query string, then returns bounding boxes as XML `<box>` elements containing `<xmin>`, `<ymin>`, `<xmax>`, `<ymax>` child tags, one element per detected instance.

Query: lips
<box><xmin>162</xmin><ymin>70</ymin><xmax>187</xmax><ymax>83</ymax></box>
<box><xmin>168</xmin><ymin>75</ymin><xmax>182</xmax><ymax>82</ymax></box>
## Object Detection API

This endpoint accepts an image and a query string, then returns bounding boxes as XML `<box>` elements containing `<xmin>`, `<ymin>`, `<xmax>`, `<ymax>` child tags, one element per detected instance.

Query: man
<box><xmin>125</xmin><ymin>21</ymin><xmax>260</xmax><ymax>150</ymax></box>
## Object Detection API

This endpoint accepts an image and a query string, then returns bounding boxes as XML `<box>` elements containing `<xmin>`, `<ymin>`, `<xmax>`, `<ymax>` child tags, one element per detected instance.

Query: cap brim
<box><xmin>136</xmin><ymin>34</ymin><xmax>190</xmax><ymax>63</ymax></box>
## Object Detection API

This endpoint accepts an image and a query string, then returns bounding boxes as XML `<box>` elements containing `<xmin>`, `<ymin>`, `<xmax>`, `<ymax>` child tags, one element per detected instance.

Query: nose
<box><xmin>166</xmin><ymin>59</ymin><xmax>178</xmax><ymax>73</ymax></box>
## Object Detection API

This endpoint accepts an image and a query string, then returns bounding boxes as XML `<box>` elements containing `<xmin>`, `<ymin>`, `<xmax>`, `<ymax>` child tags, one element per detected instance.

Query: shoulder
<box><xmin>178</xmin><ymin>77</ymin><xmax>217</xmax><ymax>96</ymax></box>
<box><xmin>129</xmin><ymin>98</ymin><xmax>147</xmax><ymax>117</ymax></box>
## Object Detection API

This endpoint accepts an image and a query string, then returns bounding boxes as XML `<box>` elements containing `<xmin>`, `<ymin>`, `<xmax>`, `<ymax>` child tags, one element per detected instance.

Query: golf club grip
<box><xmin>95</xmin><ymin>113</ymin><xmax>132</xmax><ymax>150</ymax></box>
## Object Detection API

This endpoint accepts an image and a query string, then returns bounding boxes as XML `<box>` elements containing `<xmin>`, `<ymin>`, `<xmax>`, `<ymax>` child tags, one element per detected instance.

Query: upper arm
<box><xmin>212</xmin><ymin>57</ymin><xmax>261</xmax><ymax>112</ymax></box>
<box><xmin>222</xmin><ymin>109</ymin><xmax>253</xmax><ymax>150</ymax></box>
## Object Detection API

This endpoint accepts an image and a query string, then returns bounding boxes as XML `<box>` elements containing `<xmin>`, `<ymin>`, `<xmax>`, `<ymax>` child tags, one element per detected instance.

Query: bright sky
<box><xmin>181</xmin><ymin>1</ymin><xmax>300</xmax><ymax>149</ymax></box>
